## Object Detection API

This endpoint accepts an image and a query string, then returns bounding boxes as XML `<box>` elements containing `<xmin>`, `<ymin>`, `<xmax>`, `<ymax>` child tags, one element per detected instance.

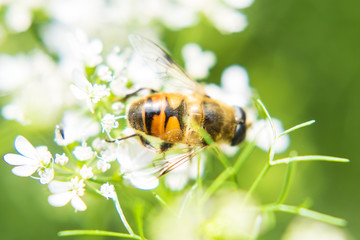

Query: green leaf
<box><xmin>271</xmin><ymin>155</ymin><xmax>350</xmax><ymax>165</ymax></box>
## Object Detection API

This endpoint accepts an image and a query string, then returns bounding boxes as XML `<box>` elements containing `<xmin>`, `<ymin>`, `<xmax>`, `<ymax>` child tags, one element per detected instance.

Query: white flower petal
<box><xmin>39</xmin><ymin>168</ymin><xmax>54</xmax><ymax>184</ymax></box>
<box><xmin>125</xmin><ymin>171</ymin><xmax>159</xmax><ymax>190</ymax></box>
<box><xmin>14</xmin><ymin>135</ymin><xmax>37</xmax><ymax>159</ymax></box>
<box><xmin>48</xmin><ymin>180</ymin><xmax>72</xmax><ymax>193</ymax></box>
<box><xmin>48</xmin><ymin>191</ymin><xmax>73</xmax><ymax>207</ymax></box>
<box><xmin>221</xmin><ymin>65</ymin><xmax>249</xmax><ymax>94</ymax></box>
<box><xmin>247</xmin><ymin>118</ymin><xmax>290</xmax><ymax>153</ymax></box>
<box><xmin>3</xmin><ymin>153</ymin><xmax>37</xmax><ymax>166</ymax></box>
<box><xmin>11</xmin><ymin>165</ymin><xmax>38</xmax><ymax>177</ymax></box>
<box><xmin>165</xmin><ymin>172</ymin><xmax>188</xmax><ymax>191</ymax></box>
<box><xmin>70</xmin><ymin>84</ymin><xmax>87</xmax><ymax>100</ymax></box>
<box><xmin>71</xmin><ymin>195</ymin><xmax>87</xmax><ymax>211</ymax></box>
<box><xmin>72</xmin><ymin>69</ymin><xmax>91</xmax><ymax>91</ymax></box>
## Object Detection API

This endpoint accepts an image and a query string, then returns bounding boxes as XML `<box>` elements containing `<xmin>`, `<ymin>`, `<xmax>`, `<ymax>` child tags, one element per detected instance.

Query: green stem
<box><xmin>58</xmin><ymin>230</ymin><xmax>144</xmax><ymax>239</ymax></box>
<box><xmin>276</xmin><ymin>160</ymin><xmax>295</xmax><ymax>204</ymax></box>
<box><xmin>63</xmin><ymin>146</ymin><xmax>77</xmax><ymax>164</ymax></box>
<box><xmin>113</xmin><ymin>193</ymin><xmax>135</xmax><ymax>236</ymax></box>
<box><xmin>244</xmin><ymin>163</ymin><xmax>270</xmax><ymax>204</ymax></box>
<box><xmin>201</xmin><ymin>141</ymin><xmax>256</xmax><ymax>203</ymax></box>
<box><xmin>153</xmin><ymin>193</ymin><xmax>177</xmax><ymax>217</ymax></box>
<box><xmin>201</xmin><ymin>168</ymin><xmax>234</xmax><ymax>204</ymax></box>
<box><xmin>134</xmin><ymin>203</ymin><xmax>145</xmax><ymax>240</ymax></box>
<box><xmin>264</xmin><ymin>204</ymin><xmax>347</xmax><ymax>227</ymax></box>
<box><xmin>233</xmin><ymin>141</ymin><xmax>256</xmax><ymax>174</ymax></box>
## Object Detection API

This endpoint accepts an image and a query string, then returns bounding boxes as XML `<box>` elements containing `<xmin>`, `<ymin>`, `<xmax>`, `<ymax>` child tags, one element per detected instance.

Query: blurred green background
<box><xmin>0</xmin><ymin>0</ymin><xmax>359</xmax><ymax>239</ymax></box>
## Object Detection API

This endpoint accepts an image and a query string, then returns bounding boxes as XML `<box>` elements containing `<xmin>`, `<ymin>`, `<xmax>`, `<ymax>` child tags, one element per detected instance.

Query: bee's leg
<box><xmin>122</xmin><ymin>88</ymin><xmax>157</xmax><ymax>101</ymax></box>
<box><xmin>107</xmin><ymin>134</ymin><xmax>163</xmax><ymax>153</ymax></box>
<box><xmin>137</xmin><ymin>135</ymin><xmax>162</xmax><ymax>153</ymax></box>
<box><xmin>160</xmin><ymin>142</ymin><xmax>174</xmax><ymax>153</ymax></box>
<box><xmin>105</xmin><ymin>134</ymin><xmax>140</xmax><ymax>143</ymax></box>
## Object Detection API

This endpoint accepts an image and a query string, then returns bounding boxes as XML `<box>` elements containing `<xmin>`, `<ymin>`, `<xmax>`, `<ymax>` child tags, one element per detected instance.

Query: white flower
<box><xmin>205</xmin><ymin>64</ymin><xmax>252</xmax><ymax>107</ymax></box>
<box><xmin>73</xmin><ymin>142</ymin><xmax>94</xmax><ymax>161</ymax></box>
<box><xmin>97</xmin><ymin>65</ymin><xmax>114</xmax><ymax>82</ymax></box>
<box><xmin>106</xmin><ymin>46</ymin><xmax>129</xmax><ymax>75</ymax></box>
<box><xmin>79</xmin><ymin>165</ymin><xmax>94</xmax><ymax>179</ymax></box>
<box><xmin>69</xmin><ymin>30</ymin><xmax>103</xmax><ymax>67</ymax></box>
<box><xmin>101</xmin><ymin>114</ymin><xmax>119</xmax><ymax>133</ymax></box>
<box><xmin>165</xmin><ymin>153</ymin><xmax>205</xmax><ymax>191</ymax></box>
<box><xmin>2</xmin><ymin>102</ymin><xmax>30</xmax><ymax>125</ymax></box>
<box><xmin>3</xmin><ymin>136</ymin><xmax>52</xmax><ymax>177</ymax></box>
<box><xmin>224</xmin><ymin>0</ymin><xmax>255</xmax><ymax>9</ymax></box>
<box><xmin>4</xmin><ymin>4</ymin><xmax>32</xmax><ymax>33</ymax></box>
<box><xmin>38</xmin><ymin>168</ymin><xmax>54</xmax><ymax>184</ymax></box>
<box><xmin>247</xmin><ymin>118</ymin><xmax>290</xmax><ymax>153</ymax></box>
<box><xmin>70</xmin><ymin>70</ymin><xmax>110</xmax><ymax>113</ymax></box>
<box><xmin>92</xmin><ymin>137</ymin><xmax>107</xmax><ymax>151</ymax></box>
<box><xmin>127</xmin><ymin>53</ymin><xmax>161</xmax><ymax>90</ymax></box>
<box><xmin>111</xmin><ymin>102</ymin><xmax>125</xmax><ymax>115</ymax></box>
<box><xmin>150</xmin><ymin>189</ymin><xmax>263</xmax><ymax>240</ymax></box>
<box><xmin>48</xmin><ymin>177</ymin><xmax>87</xmax><ymax>211</ymax></box>
<box><xmin>100</xmin><ymin>146</ymin><xmax>118</xmax><ymax>162</ymax></box>
<box><xmin>282</xmin><ymin>217</ymin><xmax>350</xmax><ymax>240</ymax></box>
<box><xmin>205</xmin><ymin>3</ymin><xmax>248</xmax><ymax>34</ymax></box>
<box><xmin>182</xmin><ymin>43</ymin><xmax>216</xmax><ymax>79</ymax></box>
<box><xmin>0</xmin><ymin>51</ymin><xmax>69</xmax><ymax>126</ymax></box>
<box><xmin>97</xmin><ymin>159</ymin><xmax>111</xmax><ymax>172</ymax></box>
<box><xmin>100</xmin><ymin>182</ymin><xmax>116</xmax><ymax>200</ymax></box>
<box><xmin>54</xmin><ymin>153</ymin><xmax>69</xmax><ymax>165</ymax></box>
<box><xmin>54</xmin><ymin>111</ymin><xmax>100</xmax><ymax>146</ymax></box>
<box><xmin>117</xmin><ymin>140</ymin><xmax>159</xmax><ymax>190</ymax></box>
<box><xmin>109</xmin><ymin>77</ymin><xmax>129</xmax><ymax>97</ymax></box>
<box><xmin>160</xmin><ymin>3</ymin><xmax>198</xmax><ymax>30</ymax></box>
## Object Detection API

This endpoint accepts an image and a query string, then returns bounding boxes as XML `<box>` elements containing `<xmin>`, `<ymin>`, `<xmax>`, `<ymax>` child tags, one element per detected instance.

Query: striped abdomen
<box><xmin>127</xmin><ymin>93</ymin><xmax>186</xmax><ymax>143</ymax></box>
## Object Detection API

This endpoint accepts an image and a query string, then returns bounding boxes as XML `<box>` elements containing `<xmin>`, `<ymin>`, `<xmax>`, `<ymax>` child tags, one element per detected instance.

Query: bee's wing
<box><xmin>128</xmin><ymin>34</ymin><xmax>206</xmax><ymax>95</ymax></box>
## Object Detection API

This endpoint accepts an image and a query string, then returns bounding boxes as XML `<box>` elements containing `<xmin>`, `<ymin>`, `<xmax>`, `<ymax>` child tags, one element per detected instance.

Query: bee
<box><xmin>113</xmin><ymin>34</ymin><xmax>247</xmax><ymax>176</ymax></box>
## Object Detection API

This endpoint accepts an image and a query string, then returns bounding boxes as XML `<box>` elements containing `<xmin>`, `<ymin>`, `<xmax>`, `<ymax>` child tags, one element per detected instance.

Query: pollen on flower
<box><xmin>70</xmin><ymin>176</ymin><xmax>86</xmax><ymax>196</ymax></box>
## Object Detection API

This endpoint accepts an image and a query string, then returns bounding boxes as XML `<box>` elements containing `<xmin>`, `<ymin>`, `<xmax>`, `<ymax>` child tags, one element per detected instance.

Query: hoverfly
<box><xmin>112</xmin><ymin>34</ymin><xmax>247</xmax><ymax>176</ymax></box>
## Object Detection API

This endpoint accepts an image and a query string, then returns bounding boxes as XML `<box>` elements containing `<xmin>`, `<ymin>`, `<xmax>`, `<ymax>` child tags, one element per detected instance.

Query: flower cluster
<box><xmin>2</xmin><ymin>31</ymin><xmax>290</xmax><ymax>212</ymax></box>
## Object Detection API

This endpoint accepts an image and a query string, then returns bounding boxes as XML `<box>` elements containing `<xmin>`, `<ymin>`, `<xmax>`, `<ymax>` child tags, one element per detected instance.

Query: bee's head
<box><xmin>231</xmin><ymin>106</ymin><xmax>247</xmax><ymax>146</ymax></box>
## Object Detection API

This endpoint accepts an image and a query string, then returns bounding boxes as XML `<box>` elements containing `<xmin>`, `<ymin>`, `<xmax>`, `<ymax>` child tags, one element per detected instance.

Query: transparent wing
<box><xmin>128</xmin><ymin>34</ymin><xmax>206</xmax><ymax>95</ymax></box>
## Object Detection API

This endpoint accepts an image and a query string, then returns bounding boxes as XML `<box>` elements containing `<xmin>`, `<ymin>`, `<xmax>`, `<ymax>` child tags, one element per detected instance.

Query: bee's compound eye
<box><xmin>231</xmin><ymin>106</ymin><xmax>246</xmax><ymax>146</ymax></box>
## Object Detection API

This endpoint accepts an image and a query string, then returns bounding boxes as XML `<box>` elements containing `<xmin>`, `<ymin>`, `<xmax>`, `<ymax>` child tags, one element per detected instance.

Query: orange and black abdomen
<box><xmin>128</xmin><ymin>93</ymin><xmax>186</xmax><ymax>143</ymax></box>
